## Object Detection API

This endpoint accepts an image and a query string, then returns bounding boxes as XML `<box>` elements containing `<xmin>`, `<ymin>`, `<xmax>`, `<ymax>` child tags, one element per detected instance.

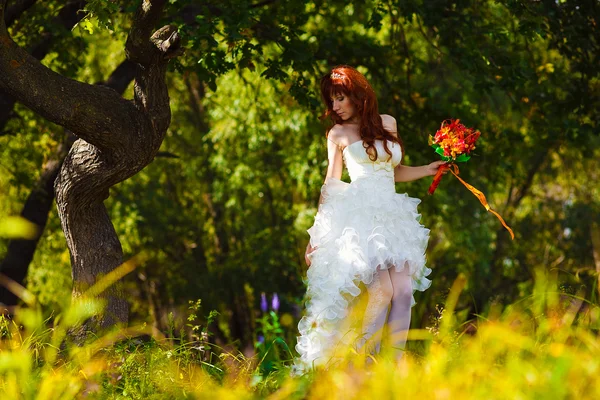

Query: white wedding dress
<box><xmin>295</xmin><ymin>139</ymin><xmax>431</xmax><ymax>372</ymax></box>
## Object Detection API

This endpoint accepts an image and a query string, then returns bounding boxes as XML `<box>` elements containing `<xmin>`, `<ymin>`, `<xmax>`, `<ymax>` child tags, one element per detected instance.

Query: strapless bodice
<box><xmin>343</xmin><ymin>139</ymin><xmax>402</xmax><ymax>182</ymax></box>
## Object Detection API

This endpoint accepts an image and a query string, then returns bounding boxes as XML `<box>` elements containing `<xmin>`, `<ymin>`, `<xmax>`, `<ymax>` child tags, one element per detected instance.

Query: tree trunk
<box><xmin>0</xmin><ymin>0</ymin><xmax>181</xmax><ymax>328</ymax></box>
<box><xmin>0</xmin><ymin>59</ymin><xmax>135</xmax><ymax>308</ymax></box>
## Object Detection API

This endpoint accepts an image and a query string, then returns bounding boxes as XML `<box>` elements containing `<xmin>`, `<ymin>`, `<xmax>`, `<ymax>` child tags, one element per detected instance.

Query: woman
<box><xmin>295</xmin><ymin>65</ymin><xmax>444</xmax><ymax>372</ymax></box>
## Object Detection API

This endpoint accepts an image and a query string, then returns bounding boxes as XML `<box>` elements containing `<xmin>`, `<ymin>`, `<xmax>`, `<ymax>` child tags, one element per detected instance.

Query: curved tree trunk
<box><xmin>0</xmin><ymin>59</ymin><xmax>135</xmax><ymax>308</ymax></box>
<box><xmin>0</xmin><ymin>0</ymin><xmax>181</xmax><ymax>328</ymax></box>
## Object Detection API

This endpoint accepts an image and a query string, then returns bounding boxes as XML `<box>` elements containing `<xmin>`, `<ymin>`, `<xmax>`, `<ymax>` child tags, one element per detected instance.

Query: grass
<box><xmin>1</xmin><ymin>268</ymin><xmax>600</xmax><ymax>399</ymax></box>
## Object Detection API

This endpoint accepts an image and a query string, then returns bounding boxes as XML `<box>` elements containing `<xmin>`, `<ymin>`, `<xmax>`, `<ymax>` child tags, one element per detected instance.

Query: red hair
<box><xmin>320</xmin><ymin>65</ymin><xmax>402</xmax><ymax>162</ymax></box>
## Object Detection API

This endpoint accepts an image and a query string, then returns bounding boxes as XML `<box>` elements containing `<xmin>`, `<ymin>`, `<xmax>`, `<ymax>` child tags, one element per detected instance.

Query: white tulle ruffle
<box><xmin>294</xmin><ymin>176</ymin><xmax>431</xmax><ymax>371</ymax></box>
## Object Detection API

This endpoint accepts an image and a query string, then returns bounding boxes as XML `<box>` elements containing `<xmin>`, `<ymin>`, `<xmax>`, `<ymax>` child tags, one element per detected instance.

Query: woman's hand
<box><xmin>425</xmin><ymin>160</ymin><xmax>448</xmax><ymax>177</ymax></box>
<box><xmin>305</xmin><ymin>242</ymin><xmax>316</xmax><ymax>267</ymax></box>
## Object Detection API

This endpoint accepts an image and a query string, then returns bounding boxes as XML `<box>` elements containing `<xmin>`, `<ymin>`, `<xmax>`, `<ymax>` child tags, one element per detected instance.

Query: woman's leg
<box><xmin>387</xmin><ymin>265</ymin><xmax>413</xmax><ymax>359</ymax></box>
<box><xmin>357</xmin><ymin>268</ymin><xmax>393</xmax><ymax>357</ymax></box>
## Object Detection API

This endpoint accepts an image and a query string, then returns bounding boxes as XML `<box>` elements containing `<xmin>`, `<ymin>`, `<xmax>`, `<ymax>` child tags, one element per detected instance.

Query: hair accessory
<box><xmin>331</xmin><ymin>72</ymin><xmax>343</xmax><ymax>79</ymax></box>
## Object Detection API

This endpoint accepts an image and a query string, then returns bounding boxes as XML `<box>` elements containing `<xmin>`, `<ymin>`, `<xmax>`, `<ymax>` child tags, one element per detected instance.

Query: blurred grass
<box><xmin>1</xmin><ymin>269</ymin><xmax>599</xmax><ymax>399</ymax></box>
<box><xmin>0</xmin><ymin>217</ymin><xmax>38</xmax><ymax>240</ymax></box>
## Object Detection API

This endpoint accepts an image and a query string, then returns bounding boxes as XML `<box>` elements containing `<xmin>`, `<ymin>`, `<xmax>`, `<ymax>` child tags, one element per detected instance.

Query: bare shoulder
<box><xmin>328</xmin><ymin>124</ymin><xmax>355</xmax><ymax>146</ymax></box>
<box><xmin>380</xmin><ymin>114</ymin><xmax>396</xmax><ymax>124</ymax></box>
<box><xmin>380</xmin><ymin>114</ymin><xmax>398</xmax><ymax>136</ymax></box>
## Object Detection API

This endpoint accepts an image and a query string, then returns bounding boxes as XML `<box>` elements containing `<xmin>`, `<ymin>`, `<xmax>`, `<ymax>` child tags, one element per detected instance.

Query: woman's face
<box><xmin>331</xmin><ymin>92</ymin><xmax>357</xmax><ymax>122</ymax></box>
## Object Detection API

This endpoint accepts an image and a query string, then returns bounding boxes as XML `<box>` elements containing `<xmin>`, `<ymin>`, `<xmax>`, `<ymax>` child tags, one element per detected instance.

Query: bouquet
<box><xmin>428</xmin><ymin>119</ymin><xmax>480</xmax><ymax>195</ymax></box>
<box><xmin>428</xmin><ymin>119</ymin><xmax>514</xmax><ymax>240</ymax></box>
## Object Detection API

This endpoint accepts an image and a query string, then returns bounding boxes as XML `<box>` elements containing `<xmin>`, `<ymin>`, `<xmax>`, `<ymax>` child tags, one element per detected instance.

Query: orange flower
<box><xmin>430</xmin><ymin>119</ymin><xmax>480</xmax><ymax>162</ymax></box>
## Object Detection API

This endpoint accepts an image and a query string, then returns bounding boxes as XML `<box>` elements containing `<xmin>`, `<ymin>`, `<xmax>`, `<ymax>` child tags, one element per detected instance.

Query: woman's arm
<box><xmin>306</xmin><ymin>130</ymin><xmax>345</xmax><ymax>266</ymax></box>
<box><xmin>394</xmin><ymin>162</ymin><xmax>445</xmax><ymax>182</ymax></box>
<box><xmin>318</xmin><ymin>129</ymin><xmax>344</xmax><ymax>205</ymax></box>
<box><xmin>382</xmin><ymin>115</ymin><xmax>446</xmax><ymax>183</ymax></box>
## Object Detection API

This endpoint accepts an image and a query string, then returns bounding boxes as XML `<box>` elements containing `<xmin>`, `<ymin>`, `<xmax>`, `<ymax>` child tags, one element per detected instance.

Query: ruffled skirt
<box><xmin>295</xmin><ymin>176</ymin><xmax>431</xmax><ymax>371</ymax></box>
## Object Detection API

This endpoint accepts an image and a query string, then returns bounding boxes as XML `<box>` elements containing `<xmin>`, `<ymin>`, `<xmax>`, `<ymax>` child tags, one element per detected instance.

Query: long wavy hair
<box><xmin>320</xmin><ymin>65</ymin><xmax>402</xmax><ymax>162</ymax></box>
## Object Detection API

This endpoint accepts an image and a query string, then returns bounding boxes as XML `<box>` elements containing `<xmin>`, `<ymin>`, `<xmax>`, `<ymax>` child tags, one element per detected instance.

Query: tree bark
<box><xmin>0</xmin><ymin>1</ymin><xmax>86</xmax><ymax>135</ymax></box>
<box><xmin>0</xmin><ymin>59</ymin><xmax>136</xmax><ymax>308</ymax></box>
<box><xmin>0</xmin><ymin>0</ymin><xmax>181</xmax><ymax>328</ymax></box>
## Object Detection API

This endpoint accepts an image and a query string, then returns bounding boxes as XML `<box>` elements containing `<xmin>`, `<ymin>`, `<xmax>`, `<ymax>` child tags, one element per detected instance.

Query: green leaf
<box><xmin>81</xmin><ymin>19</ymin><xmax>94</xmax><ymax>34</ymax></box>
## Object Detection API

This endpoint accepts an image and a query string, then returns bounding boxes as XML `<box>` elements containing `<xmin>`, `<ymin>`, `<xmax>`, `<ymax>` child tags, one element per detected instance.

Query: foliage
<box><xmin>2</xmin><ymin>272</ymin><xmax>600</xmax><ymax>398</ymax></box>
<box><xmin>1</xmin><ymin>0</ymin><xmax>599</xmax><ymax>387</ymax></box>
<box><xmin>255</xmin><ymin>311</ymin><xmax>292</xmax><ymax>377</ymax></box>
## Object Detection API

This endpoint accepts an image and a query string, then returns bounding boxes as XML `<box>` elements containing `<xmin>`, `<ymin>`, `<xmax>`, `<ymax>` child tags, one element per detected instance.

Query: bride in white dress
<box><xmin>295</xmin><ymin>65</ymin><xmax>445</xmax><ymax>372</ymax></box>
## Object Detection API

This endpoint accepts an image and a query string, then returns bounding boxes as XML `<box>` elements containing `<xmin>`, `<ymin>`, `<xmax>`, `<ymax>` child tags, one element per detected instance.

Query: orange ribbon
<box><xmin>447</xmin><ymin>164</ymin><xmax>515</xmax><ymax>240</ymax></box>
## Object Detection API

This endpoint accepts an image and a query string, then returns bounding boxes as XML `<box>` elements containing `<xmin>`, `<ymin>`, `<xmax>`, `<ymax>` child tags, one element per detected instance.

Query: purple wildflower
<box><xmin>257</xmin><ymin>334</ymin><xmax>265</xmax><ymax>344</ymax></box>
<box><xmin>260</xmin><ymin>292</ymin><xmax>268</xmax><ymax>313</ymax></box>
<box><xmin>271</xmin><ymin>293</ymin><xmax>280</xmax><ymax>312</ymax></box>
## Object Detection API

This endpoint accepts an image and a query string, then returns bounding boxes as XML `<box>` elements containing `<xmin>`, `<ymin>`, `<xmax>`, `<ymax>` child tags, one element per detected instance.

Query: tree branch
<box><xmin>511</xmin><ymin>141</ymin><xmax>559</xmax><ymax>210</ymax></box>
<box><xmin>125</xmin><ymin>0</ymin><xmax>168</xmax><ymax>65</ymax></box>
<box><xmin>104</xmin><ymin>59</ymin><xmax>136</xmax><ymax>94</ymax></box>
<box><xmin>416</xmin><ymin>16</ymin><xmax>445</xmax><ymax>56</ymax></box>
<box><xmin>0</xmin><ymin>1</ymin><xmax>87</xmax><ymax>134</ymax></box>
<box><xmin>0</xmin><ymin>1</ymin><xmax>138</xmax><ymax>151</ymax></box>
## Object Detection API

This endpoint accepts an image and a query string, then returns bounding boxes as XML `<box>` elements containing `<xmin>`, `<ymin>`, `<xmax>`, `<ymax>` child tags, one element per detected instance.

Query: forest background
<box><xmin>1</xmin><ymin>0</ymin><xmax>599</xmax><ymax>371</ymax></box>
